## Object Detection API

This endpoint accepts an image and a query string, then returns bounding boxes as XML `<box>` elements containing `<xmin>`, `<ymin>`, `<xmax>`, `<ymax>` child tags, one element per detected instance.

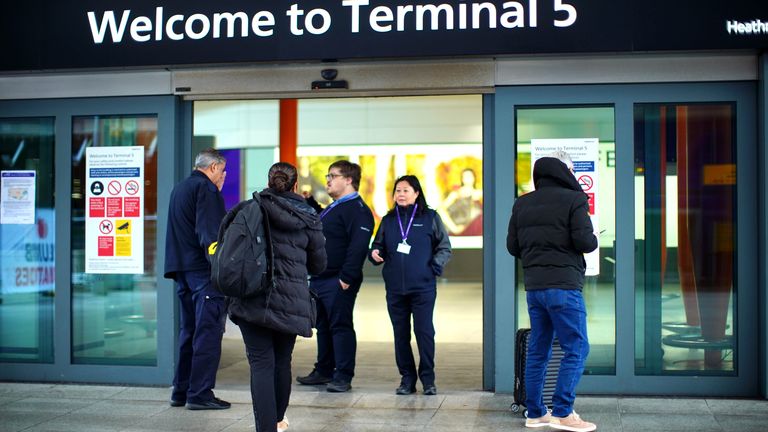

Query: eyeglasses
<box><xmin>325</xmin><ymin>173</ymin><xmax>344</xmax><ymax>181</ymax></box>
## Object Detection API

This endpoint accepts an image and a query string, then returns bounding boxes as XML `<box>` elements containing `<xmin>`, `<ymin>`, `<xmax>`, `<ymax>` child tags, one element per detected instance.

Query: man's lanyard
<box><xmin>319</xmin><ymin>192</ymin><xmax>359</xmax><ymax>219</ymax></box>
<box><xmin>396</xmin><ymin>204</ymin><xmax>418</xmax><ymax>244</ymax></box>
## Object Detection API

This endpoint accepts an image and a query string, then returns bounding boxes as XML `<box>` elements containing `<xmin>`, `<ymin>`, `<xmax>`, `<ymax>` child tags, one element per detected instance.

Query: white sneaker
<box><xmin>550</xmin><ymin>411</ymin><xmax>596</xmax><ymax>432</ymax></box>
<box><xmin>525</xmin><ymin>410</ymin><xmax>552</xmax><ymax>428</ymax></box>
<box><xmin>277</xmin><ymin>416</ymin><xmax>289</xmax><ymax>432</ymax></box>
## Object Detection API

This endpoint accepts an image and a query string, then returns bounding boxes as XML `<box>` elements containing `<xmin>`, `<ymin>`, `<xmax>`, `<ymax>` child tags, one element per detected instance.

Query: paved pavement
<box><xmin>1</xmin><ymin>382</ymin><xmax>767</xmax><ymax>432</ymax></box>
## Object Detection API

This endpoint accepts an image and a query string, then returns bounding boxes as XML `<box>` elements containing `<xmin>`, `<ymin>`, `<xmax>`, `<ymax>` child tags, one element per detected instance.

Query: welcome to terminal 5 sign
<box><xmin>1</xmin><ymin>0</ymin><xmax>766</xmax><ymax>71</ymax></box>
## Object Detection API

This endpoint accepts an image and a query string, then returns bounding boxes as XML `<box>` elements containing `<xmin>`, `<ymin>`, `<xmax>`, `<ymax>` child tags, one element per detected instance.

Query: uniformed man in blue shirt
<box><xmin>297</xmin><ymin>160</ymin><xmax>374</xmax><ymax>392</ymax></box>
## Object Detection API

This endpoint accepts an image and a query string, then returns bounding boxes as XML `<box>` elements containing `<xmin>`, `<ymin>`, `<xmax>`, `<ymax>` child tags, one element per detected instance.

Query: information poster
<box><xmin>531</xmin><ymin>138</ymin><xmax>600</xmax><ymax>276</ymax></box>
<box><xmin>1</xmin><ymin>170</ymin><xmax>36</xmax><ymax>224</ymax></box>
<box><xmin>85</xmin><ymin>146</ymin><xmax>144</xmax><ymax>274</ymax></box>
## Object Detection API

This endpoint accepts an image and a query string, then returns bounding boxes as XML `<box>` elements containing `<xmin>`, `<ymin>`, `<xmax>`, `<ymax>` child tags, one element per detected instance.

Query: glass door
<box><xmin>0</xmin><ymin>96</ymin><xmax>183</xmax><ymax>384</ymax></box>
<box><xmin>491</xmin><ymin>82</ymin><xmax>757</xmax><ymax>396</ymax></box>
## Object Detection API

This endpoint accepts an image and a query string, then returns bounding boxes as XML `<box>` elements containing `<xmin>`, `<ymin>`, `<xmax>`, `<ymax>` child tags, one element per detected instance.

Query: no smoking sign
<box><xmin>578</xmin><ymin>174</ymin><xmax>594</xmax><ymax>191</ymax></box>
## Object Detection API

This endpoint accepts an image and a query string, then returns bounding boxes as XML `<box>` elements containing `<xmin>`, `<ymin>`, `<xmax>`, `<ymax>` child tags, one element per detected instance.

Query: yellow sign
<box><xmin>115</xmin><ymin>219</ymin><xmax>131</xmax><ymax>234</ymax></box>
<box><xmin>115</xmin><ymin>236</ymin><xmax>132</xmax><ymax>256</ymax></box>
<box><xmin>703</xmin><ymin>164</ymin><xmax>736</xmax><ymax>185</ymax></box>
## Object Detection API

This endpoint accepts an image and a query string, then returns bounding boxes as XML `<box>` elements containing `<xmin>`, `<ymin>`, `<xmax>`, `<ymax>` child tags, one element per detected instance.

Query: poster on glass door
<box><xmin>1</xmin><ymin>170</ymin><xmax>36</xmax><ymax>224</ymax></box>
<box><xmin>84</xmin><ymin>146</ymin><xmax>144</xmax><ymax>274</ymax></box>
<box><xmin>531</xmin><ymin>138</ymin><xmax>600</xmax><ymax>276</ymax></box>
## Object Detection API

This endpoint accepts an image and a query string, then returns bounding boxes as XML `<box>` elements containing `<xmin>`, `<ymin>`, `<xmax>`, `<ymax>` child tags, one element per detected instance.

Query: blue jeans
<box><xmin>525</xmin><ymin>289</ymin><xmax>590</xmax><ymax>418</ymax></box>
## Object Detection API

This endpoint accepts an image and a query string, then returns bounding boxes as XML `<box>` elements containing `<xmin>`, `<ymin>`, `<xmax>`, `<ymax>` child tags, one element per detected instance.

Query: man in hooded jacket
<box><xmin>507</xmin><ymin>152</ymin><xmax>598</xmax><ymax>432</ymax></box>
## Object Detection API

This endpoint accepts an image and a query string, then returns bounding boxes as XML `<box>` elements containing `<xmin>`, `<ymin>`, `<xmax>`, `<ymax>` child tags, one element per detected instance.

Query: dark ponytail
<box><xmin>268</xmin><ymin>162</ymin><xmax>298</xmax><ymax>193</ymax></box>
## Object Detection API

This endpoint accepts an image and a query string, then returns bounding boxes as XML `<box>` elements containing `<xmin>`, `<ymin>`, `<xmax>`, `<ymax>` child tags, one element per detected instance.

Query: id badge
<box><xmin>397</xmin><ymin>241</ymin><xmax>411</xmax><ymax>255</ymax></box>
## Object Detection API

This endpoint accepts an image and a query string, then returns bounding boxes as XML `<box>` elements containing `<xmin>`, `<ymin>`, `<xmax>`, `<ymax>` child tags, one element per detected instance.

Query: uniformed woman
<box><xmin>369</xmin><ymin>175</ymin><xmax>452</xmax><ymax>395</ymax></box>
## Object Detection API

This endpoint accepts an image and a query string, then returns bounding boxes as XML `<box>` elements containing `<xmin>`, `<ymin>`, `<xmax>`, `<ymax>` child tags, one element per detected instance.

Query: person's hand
<box><xmin>371</xmin><ymin>249</ymin><xmax>384</xmax><ymax>263</ymax></box>
<box><xmin>339</xmin><ymin>279</ymin><xmax>350</xmax><ymax>290</ymax></box>
<box><xmin>215</xmin><ymin>171</ymin><xmax>227</xmax><ymax>191</ymax></box>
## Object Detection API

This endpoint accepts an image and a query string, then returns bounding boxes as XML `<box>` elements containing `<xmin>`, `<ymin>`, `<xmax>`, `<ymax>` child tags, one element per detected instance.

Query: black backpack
<box><xmin>210</xmin><ymin>192</ymin><xmax>275</xmax><ymax>298</ymax></box>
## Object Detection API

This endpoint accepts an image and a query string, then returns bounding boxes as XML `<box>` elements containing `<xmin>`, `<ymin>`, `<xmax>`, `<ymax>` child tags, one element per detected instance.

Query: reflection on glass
<box><xmin>71</xmin><ymin>116</ymin><xmax>158</xmax><ymax>366</ymax></box>
<box><xmin>634</xmin><ymin>104</ymin><xmax>735</xmax><ymax>375</ymax></box>
<box><xmin>515</xmin><ymin>107</ymin><xmax>616</xmax><ymax>375</ymax></box>
<box><xmin>0</xmin><ymin>117</ymin><xmax>55</xmax><ymax>363</ymax></box>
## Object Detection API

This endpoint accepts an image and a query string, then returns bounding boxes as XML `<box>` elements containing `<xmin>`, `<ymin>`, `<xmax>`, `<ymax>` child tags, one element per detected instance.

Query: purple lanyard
<box><xmin>396</xmin><ymin>204</ymin><xmax>418</xmax><ymax>243</ymax></box>
<box><xmin>319</xmin><ymin>192</ymin><xmax>359</xmax><ymax>219</ymax></box>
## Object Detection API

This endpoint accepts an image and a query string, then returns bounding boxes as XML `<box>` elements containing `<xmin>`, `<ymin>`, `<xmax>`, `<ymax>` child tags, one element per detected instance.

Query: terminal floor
<box><xmin>1</xmin><ymin>382</ymin><xmax>767</xmax><ymax>432</ymax></box>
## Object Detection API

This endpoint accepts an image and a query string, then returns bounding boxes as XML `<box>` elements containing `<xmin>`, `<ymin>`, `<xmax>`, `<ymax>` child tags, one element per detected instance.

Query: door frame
<box><xmin>0</xmin><ymin>95</ymin><xmax>185</xmax><ymax>384</ymax></box>
<box><xmin>487</xmin><ymin>82</ymin><xmax>758</xmax><ymax>396</ymax></box>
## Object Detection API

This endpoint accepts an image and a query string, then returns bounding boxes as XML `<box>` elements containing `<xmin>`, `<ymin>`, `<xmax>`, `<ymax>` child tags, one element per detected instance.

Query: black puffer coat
<box><xmin>506</xmin><ymin>157</ymin><xmax>597</xmax><ymax>291</ymax></box>
<box><xmin>228</xmin><ymin>189</ymin><xmax>327</xmax><ymax>337</ymax></box>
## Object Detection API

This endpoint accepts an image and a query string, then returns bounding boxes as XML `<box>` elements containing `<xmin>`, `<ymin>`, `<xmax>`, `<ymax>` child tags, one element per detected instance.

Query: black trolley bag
<box><xmin>510</xmin><ymin>328</ymin><xmax>565</xmax><ymax>416</ymax></box>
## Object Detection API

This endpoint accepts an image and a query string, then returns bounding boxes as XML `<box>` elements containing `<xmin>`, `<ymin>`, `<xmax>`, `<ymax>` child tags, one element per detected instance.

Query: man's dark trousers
<box><xmin>172</xmin><ymin>269</ymin><xmax>226</xmax><ymax>404</ymax></box>
<box><xmin>312</xmin><ymin>276</ymin><xmax>360</xmax><ymax>383</ymax></box>
<box><xmin>386</xmin><ymin>290</ymin><xmax>437</xmax><ymax>387</ymax></box>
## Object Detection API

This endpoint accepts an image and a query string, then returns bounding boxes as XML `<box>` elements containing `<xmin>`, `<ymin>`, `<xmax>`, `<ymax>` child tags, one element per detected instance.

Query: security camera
<box><xmin>321</xmin><ymin>69</ymin><xmax>338</xmax><ymax>81</ymax></box>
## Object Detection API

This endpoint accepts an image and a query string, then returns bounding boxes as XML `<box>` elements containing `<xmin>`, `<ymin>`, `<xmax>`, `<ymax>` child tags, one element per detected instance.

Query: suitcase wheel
<box><xmin>510</xmin><ymin>403</ymin><xmax>521</xmax><ymax>414</ymax></box>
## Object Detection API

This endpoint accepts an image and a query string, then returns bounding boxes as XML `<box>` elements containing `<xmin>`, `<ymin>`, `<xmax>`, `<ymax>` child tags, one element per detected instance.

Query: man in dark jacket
<box><xmin>164</xmin><ymin>148</ymin><xmax>230</xmax><ymax>410</ymax></box>
<box><xmin>297</xmin><ymin>160</ymin><xmax>374</xmax><ymax>392</ymax></box>
<box><xmin>507</xmin><ymin>152</ymin><xmax>598</xmax><ymax>432</ymax></box>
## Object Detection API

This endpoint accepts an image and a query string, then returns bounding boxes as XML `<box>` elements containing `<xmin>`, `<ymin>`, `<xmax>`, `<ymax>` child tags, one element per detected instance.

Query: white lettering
<box><xmin>370</xmin><ymin>6</ymin><xmax>394</xmax><ymax>32</ymax></box>
<box><xmin>416</xmin><ymin>4</ymin><xmax>454</xmax><ymax>31</ymax></box>
<box><xmin>343</xmin><ymin>0</ymin><xmax>368</xmax><ymax>33</ymax></box>
<box><xmin>473</xmin><ymin>3</ymin><xmax>497</xmax><ymax>29</ymax></box>
<box><xmin>185</xmin><ymin>14</ymin><xmax>210</xmax><ymax>40</ymax></box>
<box><xmin>155</xmin><ymin>7</ymin><xmax>163</xmax><ymax>40</ymax></box>
<box><xmin>130</xmin><ymin>16</ymin><xmax>153</xmax><ymax>42</ymax></box>
<box><xmin>87</xmin><ymin>10</ymin><xmax>131</xmax><ymax>44</ymax></box>
<box><xmin>166</xmin><ymin>15</ymin><xmax>184</xmax><ymax>40</ymax></box>
<box><xmin>397</xmin><ymin>6</ymin><xmax>414</xmax><ymax>31</ymax></box>
<box><xmin>306</xmin><ymin>9</ymin><xmax>332</xmax><ymax>34</ymax></box>
<box><xmin>213</xmin><ymin>12</ymin><xmax>249</xmax><ymax>38</ymax></box>
<box><xmin>500</xmin><ymin>2</ymin><xmax>525</xmax><ymax>28</ymax></box>
<box><xmin>554</xmin><ymin>0</ymin><xmax>576</xmax><ymax>27</ymax></box>
<box><xmin>251</xmin><ymin>12</ymin><xmax>275</xmax><ymax>37</ymax></box>
<box><xmin>287</xmin><ymin>4</ymin><xmax>305</xmax><ymax>35</ymax></box>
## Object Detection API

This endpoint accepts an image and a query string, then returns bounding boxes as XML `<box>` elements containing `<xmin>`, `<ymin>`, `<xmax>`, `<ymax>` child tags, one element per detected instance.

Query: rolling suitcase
<box><xmin>510</xmin><ymin>328</ymin><xmax>565</xmax><ymax>416</ymax></box>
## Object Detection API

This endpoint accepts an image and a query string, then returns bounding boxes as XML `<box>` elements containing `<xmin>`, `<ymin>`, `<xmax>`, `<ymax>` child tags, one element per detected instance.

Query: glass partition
<box><xmin>515</xmin><ymin>106</ymin><xmax>616</xmax><ymax>374</ymax></box>
<box><xmin>71</xmin><ymin>115</ymin><xmax>158</xmax><ymax>365</ymax></box>
<box><xmin>0</xmin><ymin>117</ymin><xmax>55</xmax><ymax>363</ymax></box>
<box><xmin>634</xmin><ymin>103</ymin><xmax>736</xmax><ymax>374</ymax></box>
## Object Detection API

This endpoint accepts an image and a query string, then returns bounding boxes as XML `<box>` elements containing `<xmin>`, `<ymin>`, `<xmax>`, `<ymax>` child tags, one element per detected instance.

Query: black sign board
<box><xmin>1</xmin><ymin>0</ymin><xmax>766</xmax><ymax>71</ymax></box>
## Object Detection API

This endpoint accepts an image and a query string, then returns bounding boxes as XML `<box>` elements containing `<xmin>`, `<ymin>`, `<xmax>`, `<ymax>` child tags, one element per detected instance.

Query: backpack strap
<box><xmin>253</xmin><ymin>192</ymin><xmax>277</xmax><ymax>290</ymax></box>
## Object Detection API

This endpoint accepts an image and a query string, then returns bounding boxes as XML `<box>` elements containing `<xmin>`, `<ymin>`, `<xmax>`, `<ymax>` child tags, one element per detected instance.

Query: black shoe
<box><xmin>395</xmin><ymin>383</ymin><xmax>416</xmax><ymax>395</ymax></box>
<box><xmin>326</xmin><ymin>380</ymin><xmax>352</xmax><ymax>393</ymax></box>
<box><xmin>169</xmin><ymin>398</ymin><xmax>186</xmax><ymax>407</ymax></box>
<box><xmin>423</xmin><ymin>385</ymin><xmax>437</xmax><ymax>396</ymax></box>
<box><xmin>185</xmin><ymin>397</ymin><xmax>231</xmax><ymax>410</ymax></box>
<box><xmin>297</xmin><ymin>369</ymin><xmax>333</xmax><ymax>385</ymax></box>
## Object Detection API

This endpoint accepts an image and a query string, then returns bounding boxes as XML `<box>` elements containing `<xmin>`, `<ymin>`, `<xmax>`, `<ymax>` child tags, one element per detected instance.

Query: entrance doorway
<box><xmin>193</xmin><ymin>95</ymin><xmax>484</xmax><ymax>392</ymax></box>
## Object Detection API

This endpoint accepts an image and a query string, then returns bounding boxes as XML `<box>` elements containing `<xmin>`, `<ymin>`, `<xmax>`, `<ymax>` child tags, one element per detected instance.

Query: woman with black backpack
<box><xmin>228</xmin><ymin>162</ymin><xmax>327</xmax><ymax>432</ymax></box>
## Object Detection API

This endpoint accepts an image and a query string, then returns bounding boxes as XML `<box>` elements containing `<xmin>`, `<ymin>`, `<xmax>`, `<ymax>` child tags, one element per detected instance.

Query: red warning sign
<box><xmin>124</xmin><ymin>197</ymin><xmax>140</xmax><ymax>217</ymax></box>
<box><xmin>107</xmin><ymin>197</ymin><xmax>123</xmax><ymax>217</ymax></box>
<box><xmin>98</xmin><ymin>236</ymin><xmax>114</xmax><ymax>256</ymax></box>
<box><xmin>586</xmin><ymin>193</ymin><xmax>595</xmax><ymax>215</ymax></box>
<box><xmin>89</xmin><ymin>198</ymin><xmax>105</xmax><ymax>217</ymax></box>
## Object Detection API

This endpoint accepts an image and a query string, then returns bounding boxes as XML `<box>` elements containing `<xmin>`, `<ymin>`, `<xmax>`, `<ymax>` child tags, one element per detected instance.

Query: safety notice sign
<box><xmin>531</xmin><ymin>138</ymin><xmax>600</xmax><ymax>276</ymax></box>
<box><xmin>85</xmin><ymin>146</ymin><xmax>144</xmax><ymax>274</ymax></box>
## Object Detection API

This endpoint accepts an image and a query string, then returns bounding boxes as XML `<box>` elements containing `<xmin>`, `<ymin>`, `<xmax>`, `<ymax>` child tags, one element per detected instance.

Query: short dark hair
<box><xmin>389</xmin><ymin>175</ymin><xmax>428</xmax><ymax>216</ymax></box>
<box><xmin>268</xmin><ymin>162</ymin><xmax>298</xmax><ymax>193</ymax></box>
<box><xmin>329</xmin><ymin>160</ymin><xmax>362</xmax><ymax>191</ymax></box>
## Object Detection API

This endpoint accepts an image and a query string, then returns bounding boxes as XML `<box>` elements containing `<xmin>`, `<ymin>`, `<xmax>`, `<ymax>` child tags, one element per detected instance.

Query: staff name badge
<box><xmin>397</xmin><ymin>241</ymin><xmax>411</xmax><ymax>255</ymax></box>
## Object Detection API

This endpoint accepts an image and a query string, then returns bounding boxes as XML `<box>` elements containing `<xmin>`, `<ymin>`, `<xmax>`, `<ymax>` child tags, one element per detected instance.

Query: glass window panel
<box><xmin>0</xmin><ymin>117</ymin><xmax>55</xmax><ymax>363</ymax></box>
<box><xmin>71</xmin><ymin>115</ymin><xmax>158</xmax><ymax>365</ymax></box>
<box><xmin>634</xmin><ymin>104</ymin><xmax>736</xmax><ymax>375</ymax></box>
<box><xmin>515</xmin><ymin>106</ymin><xmax>616</xmax><ymax>375</ymax></box>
